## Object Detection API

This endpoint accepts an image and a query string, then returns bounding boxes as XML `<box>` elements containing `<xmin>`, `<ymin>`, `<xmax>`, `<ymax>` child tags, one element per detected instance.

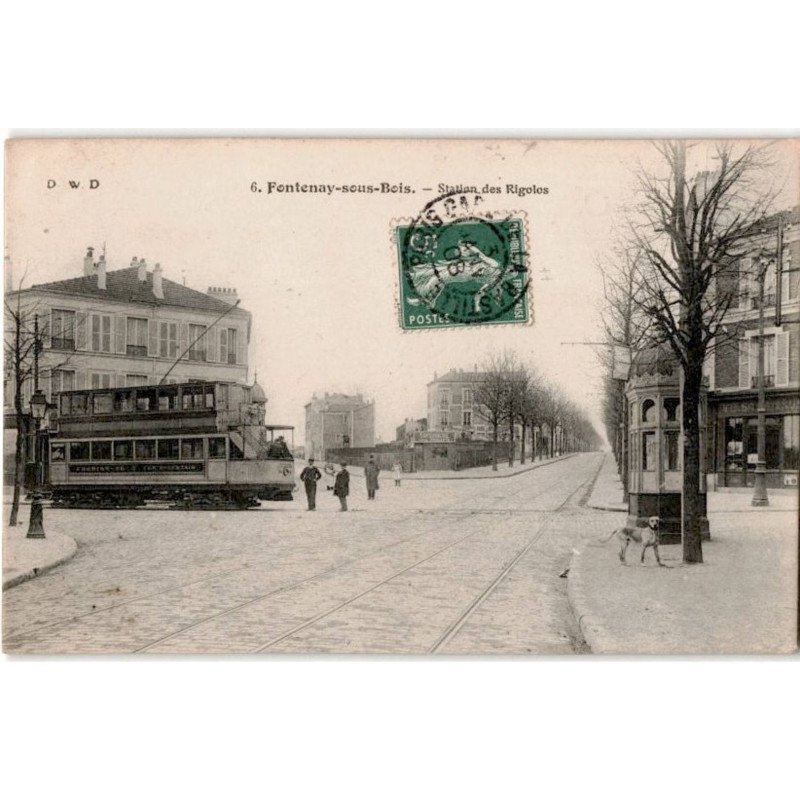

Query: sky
<box><xmin>5</xmin><ymin>138</ymin><xmax>798</xmax><ymax>443</ymax></box>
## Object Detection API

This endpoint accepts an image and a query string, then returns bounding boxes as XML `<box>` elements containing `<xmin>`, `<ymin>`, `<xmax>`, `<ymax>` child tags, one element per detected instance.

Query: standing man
<box><xmin>299</xmin><ymin>458</ymin><xmax>322</xmax><ymax>510</ymax></box>
<box><xmin>365</xmin><ymin>455</ymin><xmax>380</xmax><ymax>500</ymax></box>
<box><xmin>334</xmin><ymin>463</ymin><xmax>350</xmax><ymax>511</ymax></box>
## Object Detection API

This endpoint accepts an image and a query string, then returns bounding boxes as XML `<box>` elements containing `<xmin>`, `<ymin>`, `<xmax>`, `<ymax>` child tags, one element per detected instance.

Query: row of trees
<box><xmin>474</xmin><ymin>350</ymin><xmax>601</xmax><ymax>471</ymax></box>
<box><xmin>597</xmin><ymin>141</ymin><xmax>778</xmax><ymax>563</ymax></box>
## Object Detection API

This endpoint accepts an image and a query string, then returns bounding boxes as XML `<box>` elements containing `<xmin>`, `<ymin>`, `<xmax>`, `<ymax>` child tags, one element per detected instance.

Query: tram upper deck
<box><xmin>52</xmin><ymin>381</ymin><xmax>273</xmax><ymax>439</ymax></box>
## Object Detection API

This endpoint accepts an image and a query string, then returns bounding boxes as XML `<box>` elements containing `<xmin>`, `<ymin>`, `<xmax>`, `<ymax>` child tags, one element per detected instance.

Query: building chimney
<box><xmin>206</xmin><ymin>285</ymin><xmax>240</xmax><ymax>304</ymax></box>
<box><xmin>138</xmin><ymin>257</ymin><xmax>147</xmax><ymax>283</ymax></box>
<box><xmin>84</xmin><ymin>246</ymin><xmax>95</xmax><ymax>277</ymax></box>
<box><xmin>97</xmin><ymin>252</ymin><xmax>107</xmax><ymax>290</ymax></box>
<box><xmin>153</xmin><ymin>263</ymin><xmax>164</xmax><ymax>299</ymax></box>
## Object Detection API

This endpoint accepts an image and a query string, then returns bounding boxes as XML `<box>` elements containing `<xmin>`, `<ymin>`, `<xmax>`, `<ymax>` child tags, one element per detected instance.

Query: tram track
<box><xmin>250</xmin><ymin>454</ymin><xmax>605</xmax><ymax>654</ymax></box>
<box><xmin>136</xmin><ymin>461</ymin><xmax>588</xmax><ymax>653</ymax></box>
<box><xmin>6</xmin><ymin>459</ymin><xmax>576</xmax><ymax>646</ymax></box>
<box><xmin>5</xmin><ymin>453</ymin><xmax>602</xmax><ymax>654</ymax></box>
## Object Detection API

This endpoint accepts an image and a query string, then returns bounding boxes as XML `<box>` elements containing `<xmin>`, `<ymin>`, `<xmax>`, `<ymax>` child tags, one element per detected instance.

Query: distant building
<box><xmin>708</xmin><ymin>206</ymin><xmax>800</xmax><ymax>488</ymax></box>
<box><xmin>395</xmin><ymin>417</ymin><xmax>427</xmax><ymax>446</ymax></box>
<box><xmin>304</xmin><ymin>392</ymin><xmax>375</xmax><ymax>460</ymax></box>
<box><xmin>426</xmin><ymin>368</ymin><xmax>490</xmax><ymax>440</ymax></box>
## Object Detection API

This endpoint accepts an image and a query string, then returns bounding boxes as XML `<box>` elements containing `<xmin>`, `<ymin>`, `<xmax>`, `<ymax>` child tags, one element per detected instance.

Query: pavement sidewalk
<box><xmin>3</xmin><ymin>508</ymin><xmax>78</xmax><ymax>590</ymax></box>
<box><xmin>301</xmin><ymin>453</ymin><xmax>575</xmax><ymax>482</ymax></box>
<box><xmin>569</xmin><ymin>454</ymin><xmax>798</xmax><ymax>654</ymax></box>
<box><xmin>586</xmin><ymin>452</ymin><xmax>627</xmax><ymax>511</ymax></box>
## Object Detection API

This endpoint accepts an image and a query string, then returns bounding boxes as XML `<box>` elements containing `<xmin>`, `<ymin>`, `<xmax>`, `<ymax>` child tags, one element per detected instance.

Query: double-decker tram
<box><xmin>46</xmin><ymin>380</ymin><xmax>296</xmax><ymax>509</ymax></box>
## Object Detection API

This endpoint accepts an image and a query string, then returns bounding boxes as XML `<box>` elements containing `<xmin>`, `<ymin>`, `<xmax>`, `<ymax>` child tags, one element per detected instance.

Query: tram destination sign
<box><xmin>69</xmin><ymin>462</ymin><xmax>205</xmax><ymax>474</ymax></box>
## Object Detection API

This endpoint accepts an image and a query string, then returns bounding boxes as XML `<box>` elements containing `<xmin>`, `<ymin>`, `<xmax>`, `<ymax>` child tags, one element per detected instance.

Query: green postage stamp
<box><xmin>395</xmin><ymin>191</ymin><xmax>530</xmax><ymax>330</ymax></box>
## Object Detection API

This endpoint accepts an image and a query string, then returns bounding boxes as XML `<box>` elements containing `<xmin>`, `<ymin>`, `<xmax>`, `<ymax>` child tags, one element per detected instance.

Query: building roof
<box><xmin>428</xmin><ymin>369</ymin><xmax>486</xmax><ymax>385</ymax></box>
<box><xmin>27</xmin><ymin>267</ymin><xmax>247</xmax><ymax>315</ymax></box>
<box><xmin>305</xmin><ymin>393</ymin><xmax>371</xmax><ymax>410</ymax></box>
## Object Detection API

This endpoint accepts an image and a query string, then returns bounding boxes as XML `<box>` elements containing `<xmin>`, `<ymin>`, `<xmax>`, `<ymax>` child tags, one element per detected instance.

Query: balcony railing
<box><xmin>50</xmin><ymin>337</ymin><xmax>76</xmax><ymax>351</ymax></box>
<box><xmin>126</xmin><ymin>344</ymin><xmax>148</xmax><ymax>357</ymax></box>
<box><xmin>751</xmin><ymin>374</ymin><xmax>775</xmax><ymax>388</ymax></box>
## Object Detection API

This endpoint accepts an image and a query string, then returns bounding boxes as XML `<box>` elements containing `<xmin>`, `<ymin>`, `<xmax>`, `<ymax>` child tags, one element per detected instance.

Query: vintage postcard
<box><xmin>3</xmin><ymin>137</ymin><xmax>798</xmax><ymax>655</ymax></box>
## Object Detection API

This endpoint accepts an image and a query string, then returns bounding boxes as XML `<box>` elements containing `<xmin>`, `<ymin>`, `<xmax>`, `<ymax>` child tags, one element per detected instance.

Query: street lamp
<box><xmin>751</xmin><ymin>250</ymin><xmax>772</xmax><ymax>508</ymax></box>
<box><xmin>27</xmin><ymin>388</ymin><xmax>48</xmax><ymax>538</ymax></box>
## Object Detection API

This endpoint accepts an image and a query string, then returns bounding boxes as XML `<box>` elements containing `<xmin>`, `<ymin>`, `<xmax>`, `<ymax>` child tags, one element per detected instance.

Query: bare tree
<box><xmin>475</xmin><ymin>351</ymin><xmax>513</xmax><ymax>471</ymax></box>
<box><xmin>4</xmin><ymin>278</ymin><xmax>69</xmax><ymax>526</ymax></box>
<box><xmin>596</xmin><ymin>244</ymin><xmax>653</xmax><ymax>497</ymax></box>
<box><xmin>627</xmin><ymin>141</ymin><xmax>776</xmax><ymax>563</ymax></box>
<box><xmin>504</xmin><ymin>355</ymin><xmax>530</xmax><ymax>467</ymax></box>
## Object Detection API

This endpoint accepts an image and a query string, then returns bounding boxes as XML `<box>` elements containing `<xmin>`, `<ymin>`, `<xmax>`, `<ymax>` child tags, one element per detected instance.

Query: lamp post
<box><xmin>751</xmin><ymin>251</ymin><xmax>771</xmax><ymax>507</ymax></box>
<box><xmin>27</xmin><ymin>388</ymin><xmax>48</xmax><ymax>538</ymax></box>
<box><xmin>27</xmin><ymin>312</ymin><xmax>48</xmax><ymax>538</ymax></box>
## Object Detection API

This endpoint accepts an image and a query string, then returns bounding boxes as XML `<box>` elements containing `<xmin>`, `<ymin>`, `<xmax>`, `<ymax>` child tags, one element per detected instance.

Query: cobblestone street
<box><xmin>3</xmin><ymin>454</ymin><xmax>605</xmax><ymax>654</ymax></box>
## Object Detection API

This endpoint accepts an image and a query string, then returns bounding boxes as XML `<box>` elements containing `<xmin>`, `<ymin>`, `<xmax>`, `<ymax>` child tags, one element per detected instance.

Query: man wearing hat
<box><xmin>333</xmin><ymin>463</ymin><xmax>350</xmax><ymax>511</ymax></box>
<box><xmin>299</xmin><ymin>458</ymin><xmax>322</xmax><ymax>510</ymax></box>
<box><xmin>365</xmin><ymin>455</ymin><xmax>380</xmax><ymax>500</ymax></box>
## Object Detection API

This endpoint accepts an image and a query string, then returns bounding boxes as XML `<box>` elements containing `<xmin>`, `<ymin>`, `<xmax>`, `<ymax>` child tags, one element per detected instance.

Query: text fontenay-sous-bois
<box><xmin>249</xmin><ymin>181</ymin><xmax>549</xmax><ymax>196</ymax></box>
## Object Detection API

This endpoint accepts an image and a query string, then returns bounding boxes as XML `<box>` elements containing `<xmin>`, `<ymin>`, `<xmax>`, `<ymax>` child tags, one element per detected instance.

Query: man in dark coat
<box><xmin>333</xmin><ymin>463</ymin><xmax>350</xmax><ymax>511</ymax></box>
<box><xmin>299</xmin><ymin>458</ymin><xmax>322</xmax><ymax>510</ymax></box>
<box><xmin>364</xmin><ymin>455</ymin><xmax>380</xmax><ymax>500</ymax></box>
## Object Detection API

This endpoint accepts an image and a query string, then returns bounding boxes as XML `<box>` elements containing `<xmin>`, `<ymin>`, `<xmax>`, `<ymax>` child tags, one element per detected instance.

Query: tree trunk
<box><xmin>508</xmin><ymin>415</ymin><xmax>514</xmax><ymax>467</ymax></box>
<box><xmin>491</xmin><ymin>424</ymin><xmax>498</xmax><ymax>471</ymax></box>
<box><xmin>519</xmin><ymin>420</ymin><xmax>526</xmax><ymax>465</ymax></box>
<box><xmin>9</xmin><ymin>419</ymin><xmax>24</xmax><ymax>526</ymax></box>
<box><xmin>682</xmin><ymin>357</ymin><xmax>704</xmax><ymax>564</ymax></box>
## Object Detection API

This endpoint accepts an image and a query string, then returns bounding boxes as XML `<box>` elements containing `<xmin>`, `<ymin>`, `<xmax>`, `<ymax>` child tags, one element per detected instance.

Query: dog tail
<box><xmin>597</xmin><ymin>529</ymin><xmax>618</xmax><ymax>544</ymax></box>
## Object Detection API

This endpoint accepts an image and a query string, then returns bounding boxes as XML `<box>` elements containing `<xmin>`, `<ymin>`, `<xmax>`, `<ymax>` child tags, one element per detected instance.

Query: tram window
<box><xmin>205</xmin><ymin>388</ymin><xmax>215</xmax><ymax>409</ymax></box>
<box><xmin>136</xmin><ymin>388</ymin><xmax>157</xmax><ymax>412</ymax></box>
<box><xmin>180</xmin><ymin>386</ymin><xmax>203</xmax><ymax>410</ymax></box>
<box><xmin>114</xmin><ymin>390</ymin><xmax>134</xmax><ymax>413</ymax></box>
<box><xmin>157</xmin><ymin>438</ymin><xmax>180</xmax><ymax>459</ymax></box>
<box><xmin>92</xmin><ymin>392</ymin><xmax>113</xmax><ymax>414</ymax></box>
<box><xmin>69</xmin><ymin>442</ymin><xmax>90</xmax><ymax>461</ymax></box>
<box><xmin>60</xmin><ymin>395</ymin><xmax>70</xmax><ymax>415</ymax></box>
<box><xmin>230</xmin><ymin>438</ymin><xmax>244</xmax><ymax>460</ymax></box>
<box><xmin>135</xmin><ymin>439</ymin><xmax>156</xmax><ymax>460</ymax></box>
<box><xmin>217</xmin><ymin>384</ymin><xmax>229</xmax><ymax>409</ymax></box>
<box><xmin>70</xmin><ymin>395</ymin><xmax>88</xmax><ymax>415</ymax></box>
<box><xmin>91</xmin><ymin>441</ymin><xmax>112</xmax><ymax>460</ymax></box>
<box><xmin>209</xmin><ymin>437</ymin><xmax>227</xmax><ymax>459</ymax></box>
<box><xmin>113</xmin><ymin>440</ymin><xmax>133</xmax><ymax>460</ymax></box>
<box><xmin>51</xmin><ymin>444</ymin><xmax>66</xmax><ymax>462</ymax></box>
<box><xmin>181</xmin><ymin>438</ymin><xmax>204</xmax><ymax>459</ymax></box>
<box><xmin>158</xmin><ymin>388</ymin><xmax>178</xmax><ymax>411</ymax></box>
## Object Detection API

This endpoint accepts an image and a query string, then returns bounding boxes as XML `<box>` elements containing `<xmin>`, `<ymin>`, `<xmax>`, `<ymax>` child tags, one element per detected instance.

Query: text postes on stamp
<box><xmin>395</xmin><ymin>192</ymin><xmax>530</xmax><ymax>330</ymax></box>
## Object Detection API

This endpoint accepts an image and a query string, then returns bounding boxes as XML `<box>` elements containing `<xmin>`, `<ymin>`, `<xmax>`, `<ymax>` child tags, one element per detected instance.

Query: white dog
<box><xmin>599</xmin><ymin>516</ymin><xmax>664</xmax><ymax>566</ymax></box>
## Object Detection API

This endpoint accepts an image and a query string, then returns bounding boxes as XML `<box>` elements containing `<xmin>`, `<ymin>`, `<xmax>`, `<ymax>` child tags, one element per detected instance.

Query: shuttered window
<box><xmin>159</xmin><ymin>322</ymin><xmax>178</xmax><ymax>358</ymax></box>
<box><xmin>91</xmin><ymin>314</ymin><xmax>112</xmax><ymax>352</ymax></box>
<box><xmin>51</xmin><ymin>309</ymin><xmax>76</xmax><ymax>350</ymax></box>
<box><xmin>126</xmin><ymin>317</ymin><xmax>148</xmax><ymax>356</ymax></box>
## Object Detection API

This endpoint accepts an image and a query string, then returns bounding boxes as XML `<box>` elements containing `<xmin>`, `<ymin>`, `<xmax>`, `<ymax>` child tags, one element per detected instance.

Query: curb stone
<box><xmin>566</xmin><ymin>539</ymin><xmax>624</xmax><ymax>655</ymax></box>
<box><xmin>402</xmin><ymin>453</ymin><xmax>577</xmax><ymax>481</ymax></box>
<box><xmin>3</xmin><ymin>534</ymin><xmax>78</xmax><ymax>591</ymax></box>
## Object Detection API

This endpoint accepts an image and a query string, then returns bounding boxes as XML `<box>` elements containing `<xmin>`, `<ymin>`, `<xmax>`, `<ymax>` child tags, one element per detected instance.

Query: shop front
<box><xmin>710</xmin><ymin>391</ymin><xmax>800</xmax><ymax>489</ymax></box>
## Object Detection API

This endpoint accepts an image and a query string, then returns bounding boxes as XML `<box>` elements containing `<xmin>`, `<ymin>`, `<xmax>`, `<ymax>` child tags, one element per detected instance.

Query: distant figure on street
<box><xmin>365</xmin><ymin>456</ymin><xmax>380</xmax><ymax>500</ymax></box>
<box><xmin>334</xmin><ymin>463</ymin><xmax>350</xmax><ymax>511</ymax></box>
<box><xmin>299</xmin><ymin>458</ymin><xmax>321</xmax><ymax>510</ymax></box>
<box><xmin>393</xmin><ymin>461</ymin><xmax>402</xmax><ymax>487</ymax></box>
<box><xmin>324</xmin><ymin>462</ymin><xmax>336</xmax><ymax>491</ymax></box>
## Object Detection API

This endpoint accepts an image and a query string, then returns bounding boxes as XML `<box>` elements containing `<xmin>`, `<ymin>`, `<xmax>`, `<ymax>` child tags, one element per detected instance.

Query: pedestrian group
<box><xmin>299</xmin><ymin>456</ymin><xmax>391</xmax><ymax>511</ymax></box>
